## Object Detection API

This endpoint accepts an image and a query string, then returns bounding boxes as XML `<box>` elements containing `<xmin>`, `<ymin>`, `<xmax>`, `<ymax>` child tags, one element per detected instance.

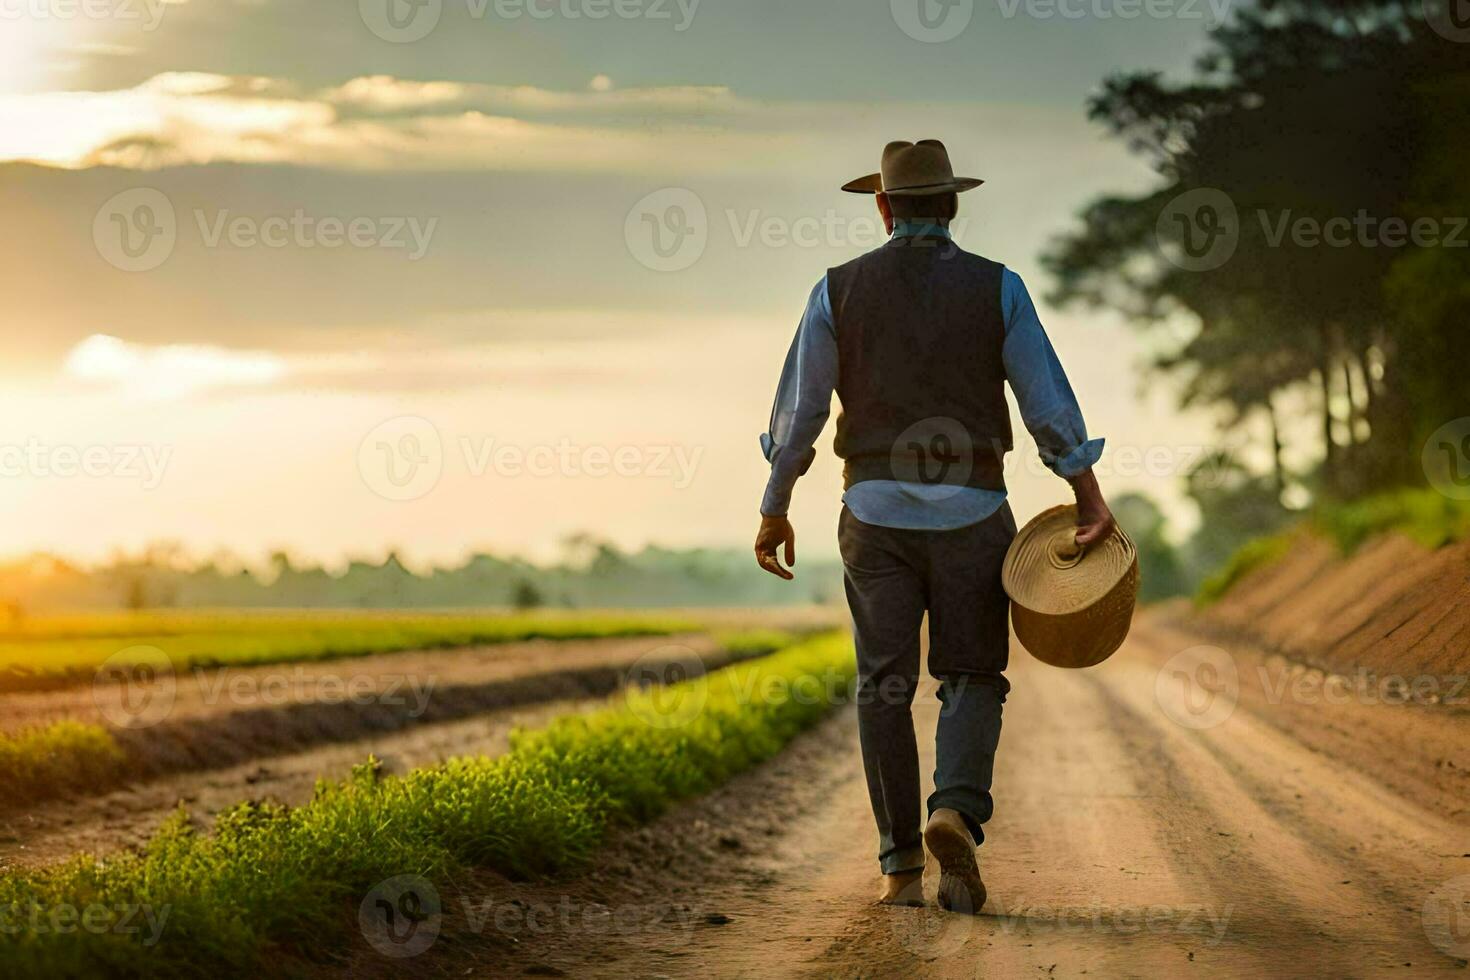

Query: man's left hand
<box><xmin>754</xmin><ymin>515</ymin><xmax>797</xmax><ymax>580</ymax></box>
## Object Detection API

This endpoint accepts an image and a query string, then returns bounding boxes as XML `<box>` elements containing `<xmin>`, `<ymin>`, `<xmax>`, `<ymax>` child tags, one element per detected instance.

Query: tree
<box><xmin>510</xmin><ymin>579</ymin><xmax>545</xmax><ymax>610</ymax></box>
<box><xmin>1044</xmin><ymin>0</ymin><xmax>1470</xmax><ymax>502</ymax></box>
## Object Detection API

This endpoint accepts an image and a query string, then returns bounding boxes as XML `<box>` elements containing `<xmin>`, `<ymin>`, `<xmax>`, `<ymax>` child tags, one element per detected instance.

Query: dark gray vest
<box><xmin>829</xmin><ymin>235</ymin><xmax>1011</xmax><ymax>492</ymax></box>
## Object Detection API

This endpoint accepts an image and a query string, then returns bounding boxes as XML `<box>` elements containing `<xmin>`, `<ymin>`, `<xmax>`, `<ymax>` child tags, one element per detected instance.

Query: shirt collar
<box><xmin>890</xmin><ymin>219</ymin><xmax>952</xmax><ymax>240</ymax></box>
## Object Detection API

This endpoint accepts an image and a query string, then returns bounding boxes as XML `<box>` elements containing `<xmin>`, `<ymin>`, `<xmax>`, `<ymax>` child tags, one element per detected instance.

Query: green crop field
<box><xmin>0</xmin><ymin>632</ymin><xmax>855</xmax><ymax>977</ymax></box>
<box><xmin>0</xmin><ymin>609</ymin><xmax>699</xmax><ymax>690</ymax></box>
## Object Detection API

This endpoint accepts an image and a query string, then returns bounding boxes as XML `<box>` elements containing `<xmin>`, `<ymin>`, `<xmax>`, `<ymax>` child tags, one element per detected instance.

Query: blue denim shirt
<box><xmin>760</xmin><ymin>221</ymin><xmax>1104</xmax><ymax>531</ymax></box>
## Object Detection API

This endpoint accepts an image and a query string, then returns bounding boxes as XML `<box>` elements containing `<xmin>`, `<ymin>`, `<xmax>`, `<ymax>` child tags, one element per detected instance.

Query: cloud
<box><xmin>55</xmin><ymin>310</ymin><xmax>758</xmax><ymax>399</ymax></box>
<box><xmin>318</xmin><ymin>74</ymin><xmax>732</xmax><ymax>117</ymax></box>
<box><xmin>0</xmin><ymin>75</ymin><xmax>334</xmax><ymax>169</ymax></box>
<box><xmin>0</xmin><ymin>69</ymin><xmax>1121</xmax><ymax>183</ymax></box>
<box><xmin>0</xmin><ymin>72</ymin><xmax>762</xmax><ymax>172</ymax></box>
<box><xmin>64</xmin><ymin>334</ymin><xmax>286</xmax><ymax>400</ymax></box>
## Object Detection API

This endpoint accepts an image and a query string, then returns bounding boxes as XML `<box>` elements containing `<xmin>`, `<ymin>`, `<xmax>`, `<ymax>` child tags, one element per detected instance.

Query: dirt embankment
<box><xmin>1198</xmin><ymin>531</ymin><xmax>1470</xmax><ymax>683</ymax></box>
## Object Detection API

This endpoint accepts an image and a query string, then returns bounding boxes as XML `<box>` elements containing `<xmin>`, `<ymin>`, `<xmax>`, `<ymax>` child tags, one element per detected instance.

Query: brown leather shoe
<box><xmin>877</xmin><ymin>868</ymin><xmax>925</xmax><ymax>907</ymax></box>
<box><xmin>923</xmin><ymin>808</ymin><xmax>985</xmax><ymax>915</ymax></box>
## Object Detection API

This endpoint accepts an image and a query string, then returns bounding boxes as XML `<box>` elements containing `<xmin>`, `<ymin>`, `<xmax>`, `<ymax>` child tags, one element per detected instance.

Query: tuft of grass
<box><xmin>1313</xmin><ymin>487</ymin><xmax>1470</xmax><ymax>554</ymax></box>
<box><xmin>1194</xmin><ymin>531</ymin><xmax>1297</xmax><ymax>608</ymax></box>
<box><xmin>0</xmin><ymin>633</ymin><xmax>855</xmax><ymax>977</ymax></box>
<box><xmin>0</xmin><ymin>721</ymin><xmax>127</xmax><ymax>800</ymax></box>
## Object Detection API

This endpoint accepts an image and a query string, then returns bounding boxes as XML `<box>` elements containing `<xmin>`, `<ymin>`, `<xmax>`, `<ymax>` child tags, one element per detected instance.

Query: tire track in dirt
<box><xmin>1121</xmin><ymin>688</ymin><xmax>1464</xmax><ymax>970</ymax></box>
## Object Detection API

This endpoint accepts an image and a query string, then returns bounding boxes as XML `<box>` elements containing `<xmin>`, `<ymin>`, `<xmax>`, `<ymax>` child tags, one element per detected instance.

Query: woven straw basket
<box><xmin>1002</xmin><ymin>504</ymin><xmax>1140</xmax><ymax>669</ymax></box>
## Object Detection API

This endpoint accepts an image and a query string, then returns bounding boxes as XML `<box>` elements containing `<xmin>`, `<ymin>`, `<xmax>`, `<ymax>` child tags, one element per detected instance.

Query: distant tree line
<box><xmin>0</xmin><ymin>538</ymin><xmax>844</xmax><ymax>613</ymax></box>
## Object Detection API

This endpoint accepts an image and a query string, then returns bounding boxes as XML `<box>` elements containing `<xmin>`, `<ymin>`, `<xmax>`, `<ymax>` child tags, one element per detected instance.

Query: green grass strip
<box><xmin>0</xmin><ymin>632</ymin><xmax>855</xmax><ymax>978</ymax></box>
<box><xmin>0</xmin><ymin>722</ymin><xmax>127</xmax><ymax>801</ymax></box>
<box><xmin>0</xmin><ymin>612</ymin><xmax>699</xmax><ymax>689</ymax></box>
<box><xmin>1313</xmin><ymin>487</ymin><xmax>1470</xmax><ymax>554</ymax></box>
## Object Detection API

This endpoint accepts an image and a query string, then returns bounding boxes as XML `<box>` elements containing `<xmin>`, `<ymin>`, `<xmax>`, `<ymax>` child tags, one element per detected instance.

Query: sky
<box><xmin>0</xmin><ymin>0</ymin><xmax>1241</xmax><ymax>568</ymax></box>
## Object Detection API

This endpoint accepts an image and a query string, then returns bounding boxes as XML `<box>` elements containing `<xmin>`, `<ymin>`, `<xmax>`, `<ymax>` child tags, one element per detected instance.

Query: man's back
<box><xmin>828</xmin><ymin>236</ymin><xmax>1012</xmax><ymax>493</ymax></box>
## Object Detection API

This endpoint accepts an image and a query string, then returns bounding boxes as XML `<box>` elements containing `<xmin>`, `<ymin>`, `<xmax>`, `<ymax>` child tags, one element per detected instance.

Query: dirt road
<box><xmin>438</xmin><ymin>611</ymin><xmax>1470</xmax><ymax>978</ymax></box>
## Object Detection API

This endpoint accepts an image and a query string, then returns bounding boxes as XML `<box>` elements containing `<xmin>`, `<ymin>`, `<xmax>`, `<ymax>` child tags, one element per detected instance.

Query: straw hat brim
<box><xmin>840</xmin><ymin>173</ymin><xmax>985</xmax><ymax>195</ymax></box>
<box><xmin>1002</xmin><ymin>503</ymin><xmax>1139</xmax><ymax>669</ymax></box>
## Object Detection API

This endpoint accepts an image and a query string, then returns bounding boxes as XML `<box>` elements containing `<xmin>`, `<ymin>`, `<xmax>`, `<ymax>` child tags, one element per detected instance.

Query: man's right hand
<box><xmin>1068</xmin><ymin>468</ymin><xmax>1116</xmax><ymax>548</ymax></box>
<box><xmin>754</xmin><ymin>515</ymin><xmax>797</xmax><ymax>580</ymax></box>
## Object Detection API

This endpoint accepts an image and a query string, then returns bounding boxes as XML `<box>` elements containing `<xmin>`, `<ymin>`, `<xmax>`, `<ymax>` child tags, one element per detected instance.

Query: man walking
<box><xmin>753</xmin><ymin>140</ymin><xmax>1114</xmax><ymax>914</ymax></box>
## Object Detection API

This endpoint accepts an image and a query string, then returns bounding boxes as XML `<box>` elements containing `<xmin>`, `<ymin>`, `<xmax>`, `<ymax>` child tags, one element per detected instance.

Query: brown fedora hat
<box><xmin>841</xmin><ymin>139</ymin><xmax>984</xmax><ymax>196</ymax></box>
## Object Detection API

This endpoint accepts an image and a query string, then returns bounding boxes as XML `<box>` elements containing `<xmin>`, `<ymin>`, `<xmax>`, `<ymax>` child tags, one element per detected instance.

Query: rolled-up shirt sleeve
<box><xmin>759</xmin><ymin>277</ymin><xmax>838</xmax><ymax>517</ymax></box>
<box><xmin>1002</xmin><ymin>269</ymin><xmax>1104</xmax><ymax>479</ymax></box>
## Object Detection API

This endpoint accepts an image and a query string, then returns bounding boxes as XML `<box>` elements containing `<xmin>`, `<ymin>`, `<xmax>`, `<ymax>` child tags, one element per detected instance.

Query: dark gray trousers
<box><xmin>838</xmin><ymin>503</ymin><xmax>1016</xmax><ymax>875</ymax></box>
